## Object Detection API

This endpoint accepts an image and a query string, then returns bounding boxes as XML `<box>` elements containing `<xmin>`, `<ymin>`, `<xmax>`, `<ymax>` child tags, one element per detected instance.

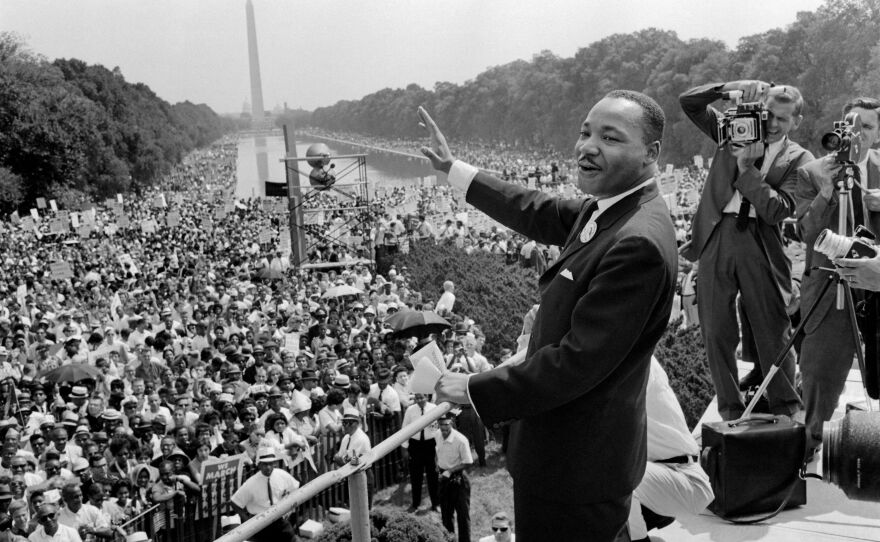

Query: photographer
<box><xmin>795</xmin><ymin>96</ymin><xmax>880</xmax><ymax>456</ymax></box>
<box><xmin>680</xmin><ymin>81</ymin><xmax>812</xmax><ymax>421</ymax></box>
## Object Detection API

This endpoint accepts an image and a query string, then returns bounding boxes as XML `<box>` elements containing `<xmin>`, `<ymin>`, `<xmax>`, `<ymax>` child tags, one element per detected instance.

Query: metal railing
<box><xmin>215</xmin><ymin>402</ymin><xmax>453</xmax><ymax>542</ymax></box>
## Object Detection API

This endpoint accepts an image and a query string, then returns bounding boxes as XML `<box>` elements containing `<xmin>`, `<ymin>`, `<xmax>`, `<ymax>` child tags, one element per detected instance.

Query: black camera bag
<box><xmin>701</xmin><ymin>414</ymin><xmax>806</xmax><ymax>520</ymax></box>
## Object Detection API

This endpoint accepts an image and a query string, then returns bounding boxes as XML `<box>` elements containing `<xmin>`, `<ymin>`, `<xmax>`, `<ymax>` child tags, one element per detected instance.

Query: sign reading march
<box><xmin>198</xmin><ymin>454</ymin><xmax>246</xmax><ymax>519</ymax></box>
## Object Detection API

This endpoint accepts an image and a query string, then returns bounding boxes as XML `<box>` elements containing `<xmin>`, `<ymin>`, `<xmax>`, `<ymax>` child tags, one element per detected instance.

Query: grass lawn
<box><xmin>372</xmin><ymin>439</ymin><xmax>514</xmax><ymax>539</ymax></box>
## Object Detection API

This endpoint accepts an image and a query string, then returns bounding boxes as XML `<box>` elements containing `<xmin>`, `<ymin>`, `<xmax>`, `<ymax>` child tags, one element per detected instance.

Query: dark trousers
<box><xmin>408</xmin><ymin>438</ymin><xmax>438</xmax><ymax>508</ymax></box>
<box><xmin>252</xmin><ymin>517</ymin><xmax>297</xmax><ymax>542</ymax></box>
<box><xmin>697</xmin><ymin>216</ymin><xmax>802</xmax><ymax>420</ymax></box>
<box><xmin>800</xmin><ymin>277</ymin><xmax>857</xmax><ymax>449</ymax></box>
<box><xmin>439</xmin><ymin>473</ymin><xmax>470</xmax><ymax>542</ymax></box>
<box><xmin>514</xmin><ymin>484</ymin><xmax>631</xmax><ymax>542</ymax></box>
<box><xmin>456</xmin><ymin>406</ymin><xmax>486</xmax><ymax>465</ymax></box>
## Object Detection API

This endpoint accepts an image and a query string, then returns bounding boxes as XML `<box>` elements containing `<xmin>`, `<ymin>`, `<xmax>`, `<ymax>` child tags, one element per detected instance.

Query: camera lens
<box><xmin>735</xmin><ymin>125</ymin><xmax>748</xmax><ymax>135</ymax></box>
<box><xmin>823</xmin><ymin>411</ymin><xmax>880</xmax><ymax>502</ymax></box>
<box><xmin>822</xmin><ymin>132</ymin><xmax>842</xmax><ymax>152</ymax></box>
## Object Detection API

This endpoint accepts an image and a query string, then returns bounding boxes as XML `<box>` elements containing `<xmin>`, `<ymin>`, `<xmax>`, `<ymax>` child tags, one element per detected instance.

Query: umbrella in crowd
<box><xmin>39</xmin><ymin>363</ymin><xmax>103</xmax><ymax>383</ymax></box>
<box><xmin>322</xmin><ymin>284</ymin><xmax>363</xmax><ymax>299</ymax></box>
<box><xmin>256</xmin><ymin>267</ymin><xmax>284</xmax><ymax>281</ymax></box>
<box><xmin>384</xmin><ymin>309</ymin><xmax>451</xmax><ymax>338</ymax></box>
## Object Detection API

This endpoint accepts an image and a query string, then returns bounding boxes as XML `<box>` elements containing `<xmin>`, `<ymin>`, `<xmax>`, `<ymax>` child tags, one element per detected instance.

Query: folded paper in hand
<box><xmin>410</xmin><ymin>340</ymin><xmax>446</xmax><ymax>394</ymax></box>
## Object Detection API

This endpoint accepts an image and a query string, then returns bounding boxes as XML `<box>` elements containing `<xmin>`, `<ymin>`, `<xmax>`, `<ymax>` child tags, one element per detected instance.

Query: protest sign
<box><xmin>36</xmin><ymin>198</ymin><xmax>46</xmax><ymax>209</ymax></box>
<box><xmin>10</xmin><ymin>211</ymin><xmax>19</xmax><ymax>224</ymax></box>
<box><xmin>49</xmin><ymin>219</ymin><xmax>66</xmax><ymax>234</ymax></box>
<box><xmin>693</xmin><ymin>155</ymin><xmax>704</xmax><ymax>169</ymax></box>
<box><xmin>659</xmin><ymin>174</ymin><xmax>677</xmax><ymax>196</ymax></box>
<box><xmin>49</xmin><ymin>200</ymin><xmax>58</xmax><ymax>212</ymax></box>
<box><xmin>49</xmin><ymin>261</ymin><xmax>74</xmax><ymax>281</ymax></box>
<box><xmin>198</xmin><ymin>455</ymin><xmax>245</xmax><ymax>520</ymax></box>
<box><xmin>258</xmin><ymin>229</ymin><xmax>273</xmax><ymax>244</ymax></box>
<box><xmin>665</xmin><ymin>164</ymin><xmax>674</xmax><ymax>175</ymax></box>
<box><xmin>30</xmin><ymin>209</ymin><xmax>39</xmax><ymax>220</ymax></box>
<box><xmin>152</xmin><ymin>194</ymin><xmax>167</xmax><ymax>208</ymax></box>
<box><xmin>165</xmin><ymin>211</ymin><xmax>180</xmax><ymax>228</ymax></box>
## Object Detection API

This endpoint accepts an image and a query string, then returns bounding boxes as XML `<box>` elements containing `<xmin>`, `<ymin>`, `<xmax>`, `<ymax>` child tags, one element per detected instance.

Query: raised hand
<box><xmin>417</xmin><ymin>106</ymin><xmax>455</xmax><ymax>174</ymax></box>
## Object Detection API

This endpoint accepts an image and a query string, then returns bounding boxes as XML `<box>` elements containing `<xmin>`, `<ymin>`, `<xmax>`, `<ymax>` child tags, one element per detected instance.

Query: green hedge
<box><xmin>314</xmin><ymin>509</ymin><xmax>453</xmax><ymax>542</ymax></box>
<box><xmin>654</xmin><ymin>322</ymin><xmax>715</xmax><ymax>429</ymax></box>
<box><xmin>390</xmin><ymin>241</ymin><xmax>539</xmax><ymax>362</ymax></box>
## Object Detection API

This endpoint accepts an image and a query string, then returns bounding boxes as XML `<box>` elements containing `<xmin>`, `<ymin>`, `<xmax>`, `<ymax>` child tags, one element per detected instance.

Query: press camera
<box><xmin>814</xmin><ymin>228</ymin><xmax>877</xmax><ymax>260</ymax></box>
<box><xmin>716</xmin><ymin>90</ymin><xmax>768</xmax><ymax>147</ymax></box>
<box><xmin>821</xmin><ymin>112</ymin><xmax>863</xmax><ymax>163</ymax></box>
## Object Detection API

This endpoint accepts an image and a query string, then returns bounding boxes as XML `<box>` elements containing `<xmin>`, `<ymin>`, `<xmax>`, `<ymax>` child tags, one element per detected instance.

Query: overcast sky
<box><xmin>2</xmin><ymin>0</ymin><xmax>826</xmax><ymax>115</ymax></box>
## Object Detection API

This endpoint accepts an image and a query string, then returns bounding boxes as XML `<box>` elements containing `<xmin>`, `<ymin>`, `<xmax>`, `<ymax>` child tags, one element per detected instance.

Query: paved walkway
<box><xmin>654</xmin><ymin>362</ymin><xmax>880</xmax><ymax>541</ymax></box>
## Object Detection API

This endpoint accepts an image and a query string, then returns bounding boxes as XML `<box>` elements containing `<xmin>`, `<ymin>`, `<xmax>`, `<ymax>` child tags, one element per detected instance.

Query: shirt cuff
<box><xmin>448</xmin><ymin>160</ymin><xmax>479</xmax><ymax>193</ymax></box>
<box><xmin>465</xmin><ymin>374</ymin><xmax>481</xmax><ymax>420</ymax></box>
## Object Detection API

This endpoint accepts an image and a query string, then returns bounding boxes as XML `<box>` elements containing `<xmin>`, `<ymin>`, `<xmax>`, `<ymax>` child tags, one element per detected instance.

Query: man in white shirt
<box><xmin>400</xmin><ymin>394</ymin><xmax>438</xmax><ymax>512</ymax></box>
<box><xmin>367</xmin><ymin>368</ymin><xmax>401</xmax><ymax>421</ymax></box>
<box><xmin>29</xmin><ymin>502</ymin><xmax>82</xmax><ymax>542</ymax></box>
<box><xmin>627</xmin><ymin>357</ymin><xmax>714</xmax><ymax>541</ymax></box>
<box><xmin>435</xmin><ymin>414</ymin><xmax>473</xmax><ymax>542</ymax></box>
<box><xmin>57</xmin><ymin>482</ymin><xmax>114</xmax><ymax>540</ymax></box>
<box><xmin>333</xmin><ymin>410</ymin><xmax>373</xmax><ymax>507</ymax></box>
<box><xmin>435</xmin><ymin>281</ymin><xmax>456</xmax><ymax>314</ymax></box>
<box><xmin>230</xmin><ymin>449</ymin><xmax>300</xmax><ymax>542</ymax></box>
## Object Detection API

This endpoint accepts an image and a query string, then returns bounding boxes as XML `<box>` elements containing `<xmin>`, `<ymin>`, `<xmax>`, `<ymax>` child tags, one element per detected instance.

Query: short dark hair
<box><xmin>604</xmin><ymin>90</ymin><xmax>665</xmax><ymax>145</ymax></box>
<box><xmin>843</xmin><ymin>96</ymin><xmax>880</xmax><ymax>117</ymax></box>
<box><xmin>767</xmin><ymin>85</ymin><xmax>805</xmax><ymax>117</ymax></box>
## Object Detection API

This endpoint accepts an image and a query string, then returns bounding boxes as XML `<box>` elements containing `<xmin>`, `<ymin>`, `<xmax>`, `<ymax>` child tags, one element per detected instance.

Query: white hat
<box><xmin>257</xmin><ymin>448</ymin><xmax>278</xmax><ymax>464</ymax></box>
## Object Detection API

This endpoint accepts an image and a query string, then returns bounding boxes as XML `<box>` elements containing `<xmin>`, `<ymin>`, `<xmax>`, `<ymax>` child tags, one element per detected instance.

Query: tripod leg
<box><xmin>741</xmin><ymin>273</ymin><xmax>836</xmax><ymax>419</ymax></box>
<box><xmin>842</xmin><ymin>282</ymin><xmax>875</xmax><ymax>412</ymax></box>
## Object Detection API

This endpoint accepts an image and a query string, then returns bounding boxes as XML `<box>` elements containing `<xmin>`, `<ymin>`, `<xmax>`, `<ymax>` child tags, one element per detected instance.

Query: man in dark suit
<box><xmin>419</xmin><ymin>90</ymin><xmax>678</xmax><ymax>542</ymax></box>
<box><xmin>796</xmin><ymin>97</ymin><xmax>880</xmax><ymax>454</ymax></box>
<box><xmin>679</xmin><ymin>81</ymin><xmax>811</xmax><ymax>421</ymax></box>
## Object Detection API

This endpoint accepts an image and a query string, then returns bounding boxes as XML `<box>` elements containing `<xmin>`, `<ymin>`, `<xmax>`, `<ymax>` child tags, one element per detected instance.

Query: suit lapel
<box><xmin>763</xmin><ymin>139</ymin><xmax>792</xmax><ymax>188</ymax></box>
<box><xmin>541</xmin><ymin>183</ymin><xmax>660</xmax><ymax>284</ymax></box>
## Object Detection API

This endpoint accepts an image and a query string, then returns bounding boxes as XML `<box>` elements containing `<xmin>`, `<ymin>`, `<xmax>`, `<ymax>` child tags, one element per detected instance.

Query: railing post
<box><xmin>347</xmin><ymin>470</ymin><xmax>370</xmax><ymax>542</ymax></box>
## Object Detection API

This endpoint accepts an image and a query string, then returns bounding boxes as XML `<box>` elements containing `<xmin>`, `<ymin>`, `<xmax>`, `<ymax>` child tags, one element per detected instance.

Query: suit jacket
<box><xmin>679</xmin><ymin>83</ymin><xmax>814</xmax><ymax>298</ymax></box>
<box><xmin>796</xmin><ymin>150</ymin><xmax>880</xmax><ymax>331</ymax></box>
<box><xmin>465</xmin><ymin>173</ymin><xmax>677</xmax><ymax>504</ymax></box>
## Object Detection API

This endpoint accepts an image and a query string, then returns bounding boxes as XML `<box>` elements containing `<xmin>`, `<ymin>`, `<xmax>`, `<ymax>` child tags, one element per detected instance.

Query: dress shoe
<box><xmin>738</xmin><ymin>367</ymin><xmax>763</xmax><ymax>391</ymax></box>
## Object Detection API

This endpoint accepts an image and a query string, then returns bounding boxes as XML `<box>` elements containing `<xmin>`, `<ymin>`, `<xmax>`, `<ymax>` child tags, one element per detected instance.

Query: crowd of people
<box><xmin>0</xmin><ymin>131</ymin><xmax>540</xmax><ymax>542</ymax></box>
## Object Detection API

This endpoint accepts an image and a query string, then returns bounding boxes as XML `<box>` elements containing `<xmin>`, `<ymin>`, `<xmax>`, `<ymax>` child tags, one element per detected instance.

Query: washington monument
<box><xmin>245</xmin><ymin>0</ymin><xmax>265</xmax><ymax>126</ymax></box>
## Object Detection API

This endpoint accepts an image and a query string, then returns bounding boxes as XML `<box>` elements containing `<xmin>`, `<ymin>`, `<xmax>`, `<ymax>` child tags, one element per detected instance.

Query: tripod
<box><xmin>739</xmin><ymin>163</ymin><xmax>874</xmax><ymax>420</ymax></box>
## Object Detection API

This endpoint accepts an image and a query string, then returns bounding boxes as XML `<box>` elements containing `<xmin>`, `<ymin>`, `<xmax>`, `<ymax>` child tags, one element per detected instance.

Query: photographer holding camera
<box><xmin>795</xmin><ymin>97</ymin><xmax>880</xmax><ymax>457</ymax></box>
<box><xmin>680</xmin><ymin>80</ymin><xmax>811</xmax><ymax>421</ymax></box>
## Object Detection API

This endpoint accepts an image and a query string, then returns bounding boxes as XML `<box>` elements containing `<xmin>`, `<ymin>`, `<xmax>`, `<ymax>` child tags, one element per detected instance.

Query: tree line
<box><xmin>0</xmin><ymin>32</ymin><xmax>237</xmax><ymax>213</ymax></box>
<box><xmin>302</xmin><ymin>0</ymin><xmax>880</xmax><ymax>166</ymax></box>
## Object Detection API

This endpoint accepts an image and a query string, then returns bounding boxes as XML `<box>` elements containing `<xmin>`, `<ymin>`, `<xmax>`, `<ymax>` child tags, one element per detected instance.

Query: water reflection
<box><xmin>235</xmin><ymin>135</ymin><xmax>438</xmax><ymax>200</ymax></box>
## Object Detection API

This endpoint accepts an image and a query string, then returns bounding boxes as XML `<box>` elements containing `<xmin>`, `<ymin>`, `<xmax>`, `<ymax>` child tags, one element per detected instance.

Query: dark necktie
<box><xmin>267</xmin><ymin>474</ymin><xmax>273</xmax><ymax>505</ymax></box>
<box><xmin>736</xmin><ymin>154</ymin><xmax>765</xmax><ymax>231</ymax></box>
<box><xmin>419</xmin><ymin>405</ymin><xmax>425</xmax><ymax>441</ymax></box>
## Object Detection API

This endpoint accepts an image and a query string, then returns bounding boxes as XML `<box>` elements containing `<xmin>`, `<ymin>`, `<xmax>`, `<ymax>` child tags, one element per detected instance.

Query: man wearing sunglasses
<box><xmin>478</xmin><ymin>512</ymin><xmax>514</xmax><ymax>542</ymax></box>
<box><xmin>30</xmin><ymin>502</ymin><xmax>82</xmax><ymax>542</ymax></box>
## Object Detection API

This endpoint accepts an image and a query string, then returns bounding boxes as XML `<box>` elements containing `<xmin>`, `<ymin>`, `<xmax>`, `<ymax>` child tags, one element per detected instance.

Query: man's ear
<box><xmin>792</xmin><ymin>114</ymin><xmax>803</xmax><ymax>132</ymax></box>
<box><xmin>644</xmin><ymin>141</ymin><xmax>661</xmax><ymax>165</ymax></box>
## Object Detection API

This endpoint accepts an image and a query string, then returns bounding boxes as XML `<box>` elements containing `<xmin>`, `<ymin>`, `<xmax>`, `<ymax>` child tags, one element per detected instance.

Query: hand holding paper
<box><xmin>409</xmin><ymin>340</ymin><xmax>445</xmax><ymax>394</ymax></box>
